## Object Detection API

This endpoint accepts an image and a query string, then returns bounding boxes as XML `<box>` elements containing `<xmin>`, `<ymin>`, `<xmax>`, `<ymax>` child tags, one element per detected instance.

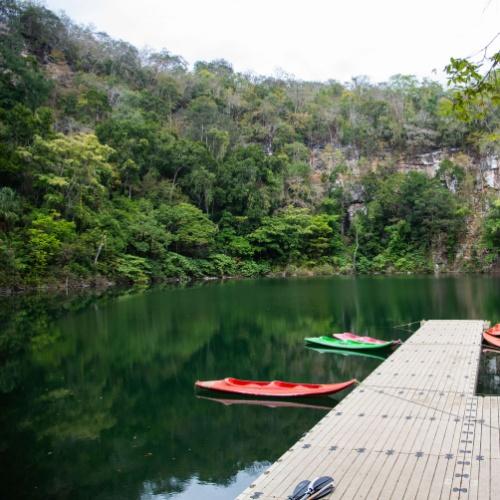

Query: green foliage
<box><xmin>0</xmin><ymin>234</ymin><xmax>22</xmax><ymax>284</ymax></box>
<box><xmin>96</xmin><ymin>116</ymin><xmax>176</xmax><ymax>184</ymax></box>
<box><xmin>161</xmin><ymin>252</ymin><xmax>213</xmax><ymax>279</ymax></box>
<box><xmin>114</xmin><ymin>254</ymin><xmax>151</xmax><ymax>284</ymax></box>
<box><xmin>237</xmin><ymin>259</ymin><xmax>270</xmax><ymax>277</ymax></box>
<box><xmin>436</xmin><ymin>159</ymin><xmax>465</xmax><ymax>191</ymax></box>
<box><xmin>250</xmin><ymin>208</ymin><xmax>341</xmax><ymax>264</ymax></box>
<box><xmin>21</xmin><ymin>133</ymin><xmax>116</xmax><ymax>221</ymax></box>
<box><xmin>159</xmin><ymin>203</ymin><xmax>217</xmax><ymax>257</ymax></box>
<box><xmin>0</xmin><ymin>187</ymin><xmax>21</xmax><ymax>230</ymax></box>
<box><xmin>0</xmin><ymin>103</ymin><xmax>53</xmax><ymax>145</ymax></box>
<box><xmin>445</xmin><ymin>53</ymin><xmax>500</xmax><ymax>122</ymax></box>
<box><xmin>0</xmin><ymin>1</ymin><xmax>496</xmax><ymax>287</ymax></box>
<box><xmin>26</xmin><ymin>210</ymin><xmax>76</xmax><ymax>280</ymax></box>
<box><xmin>214</xmin><ymin>146</ymin><xmax>285</xmax><ymax>219</ymax></box>
<box><xmin>0</xmin><ymin>21</ymin><xmax>53</xmax><ymax>110</ymax></box>
<box><xmin>226</xmin><ymin>235</ymin><xmax>255</xmax><ymax>258</ymax></box>
<box><xmin>356</xmin><ymin>171</ymin><xmax>466</xmax><ymax>271</ymax></box>
<box><xmin>210</xmin><ymin>253</ymin><xmax>238</xmax><ymax>277</ymax></box>
<box><xmin>483</xmin><ymin>198</ymin><xmax>500</xmax><ymax>254</ymax></box>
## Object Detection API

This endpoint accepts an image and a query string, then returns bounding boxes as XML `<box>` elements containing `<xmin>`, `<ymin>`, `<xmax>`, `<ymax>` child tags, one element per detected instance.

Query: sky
<box><xmin>45</xmin><ymin>0</ymin><xmax>499</xmax><ymax>83</ymax></box>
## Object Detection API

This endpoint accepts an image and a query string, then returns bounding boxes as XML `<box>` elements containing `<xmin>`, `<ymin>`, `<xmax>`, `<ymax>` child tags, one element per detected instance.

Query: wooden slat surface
<box><xmin>237</xmin><ymin>320</ymin><xmax>499</xmax><ymax>500</ymax></box>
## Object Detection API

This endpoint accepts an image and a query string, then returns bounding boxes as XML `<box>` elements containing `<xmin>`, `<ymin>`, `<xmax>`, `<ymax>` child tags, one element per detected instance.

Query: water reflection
<box><xmin>141</xmin><ymin>465</ymin><xmax>269</xmax><ymax>500</ymax></box>
<box><xmin>195</xmin><ymin>394</ymin><xmax>339</xmax><ymax>411</ymax></box>
<box><xmin>305</xmin><ymin>346</ymin><xmax>390</xmax><ymax>361</ymax></box>
<box><xmin>477</xmin><ymin>348</ymin><xmax>500</xmax><ymax>395</ymax></box>
<box><xmin>0</xmin><ymin>275</ymin><xmax>499</xmax><ymax>499</ymax></box>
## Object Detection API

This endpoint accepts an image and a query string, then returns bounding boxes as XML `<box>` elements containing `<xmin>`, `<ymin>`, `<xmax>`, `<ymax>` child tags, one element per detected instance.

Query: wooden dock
<box><xmin>237</xmin><ymin>320</ymin><xmax>499</xmax><ymax>499</ymax></box>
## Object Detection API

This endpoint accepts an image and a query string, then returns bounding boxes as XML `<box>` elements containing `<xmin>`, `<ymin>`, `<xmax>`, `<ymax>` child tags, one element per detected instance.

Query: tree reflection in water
<box><xmin>0</xmin><ymin>275</ymin><xmax>499</xmax><ymax>499</ymax></box>
<box><xmin>477</xmin><ymin>348</ymin><xmax>500</xmax><ymax>395</ymax></box>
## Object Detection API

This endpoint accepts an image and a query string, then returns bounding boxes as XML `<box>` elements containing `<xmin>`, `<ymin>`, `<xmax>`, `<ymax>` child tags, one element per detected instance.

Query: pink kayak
<box><xmin>333</xmin><ymin>332</ymin><xmax>401</xmax><ymax>345</ymax></box>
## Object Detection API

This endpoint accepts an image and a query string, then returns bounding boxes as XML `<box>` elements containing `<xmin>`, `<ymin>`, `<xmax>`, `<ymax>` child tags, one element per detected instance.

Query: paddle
<box><xmin>288</xmin><ymin>479</ymin><xmax>310</xmax><ymax>500</ymax></box>
<box><xmin>300</xmin><ymin>476</ymin><xmax>334</xmax><ymax>499</ymax></box>
<box><xmin>307</xmin><ymin>481</ymin><xmax>334</xmax><ymax>499</ymax></box>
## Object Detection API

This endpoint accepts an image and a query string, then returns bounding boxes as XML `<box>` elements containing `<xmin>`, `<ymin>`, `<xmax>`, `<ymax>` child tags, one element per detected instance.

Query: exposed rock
<box><xmin>397</xmin><ymin>150</ymin><xmax>451</xmax><ymax>177</ymax></box>
<box><xmin>309</xmin><ymin>145</ymin><xmax>500</xmax><ymax>193</ymax></box>
<box><xmin>347</xmin><ymin>202</ymin><xmax>366</xmax><ymax>220</ymax></box>
<box><xmin>45</xmin><ymin>60</ymin><xmax>74</xmax><ymax>88</ymax></box>
<box><xmin>482</xmin><ymin>155</ymin><xmax>499</xmax><ymax>189</ymax></box>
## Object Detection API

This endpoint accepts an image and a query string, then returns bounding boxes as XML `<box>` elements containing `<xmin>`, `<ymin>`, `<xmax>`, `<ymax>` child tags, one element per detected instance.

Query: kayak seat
<box><xmin>321</xmin><ymin>335</ymin><xmax>348</xmax><ymax>342</ymax></box>
<box><xmin>224</xmin><ymin>377</ymin><xmax>267</xmax><ymax>387</ymax></box>
<box><xmin>272</xmin><ymin>381</ymin><xmax>321</xmax><ymax>389</ymax></box>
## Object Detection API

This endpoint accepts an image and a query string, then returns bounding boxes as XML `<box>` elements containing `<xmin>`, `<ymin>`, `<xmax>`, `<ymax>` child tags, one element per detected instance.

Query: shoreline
<box><xmin>1</xmin><ymin>267</ymin><xmax>497</xmax><ymax>296</ymax></box>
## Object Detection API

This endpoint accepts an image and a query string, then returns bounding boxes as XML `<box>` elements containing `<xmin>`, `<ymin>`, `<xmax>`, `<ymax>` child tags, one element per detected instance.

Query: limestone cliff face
<box><xmin>308</xmin><ymin>146</ymin><xmax>499</xmax><ymax>270</ymax></box>
<box><xmin>309</xmin><ymin>146</ymin><xmax>499</xmax><ymax>196</ymax></box>
<box><xmin>396</xmin><ymin>150</ymin><xmax>499</xmax><ymax>191</ymax></box>
<box><xmin>482</xmin><ymin>155</ymin><xmax>500</xmax><ymax>190</ymax></box>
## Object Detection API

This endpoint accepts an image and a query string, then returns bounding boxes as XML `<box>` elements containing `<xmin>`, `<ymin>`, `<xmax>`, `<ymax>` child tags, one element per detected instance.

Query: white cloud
<box><xmin>45</xmin><ymin>0</ymin><xmax>499</xmax><ymax>83</ymax></box>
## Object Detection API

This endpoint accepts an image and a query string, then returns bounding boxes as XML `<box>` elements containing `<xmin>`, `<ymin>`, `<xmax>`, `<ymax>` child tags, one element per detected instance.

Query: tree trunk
<box><xmin>170</xmin><ymin>167</ymin><xmax>183</xmax><ymax>202</ymax></box>
<box><xmin>94</xmin><ymin>235</ymin><xmax>106</xmax><ymax>265</ymax></box>
<box><xmin>352</xmin><ymin>224</ymin><xmax>359</xmax><ymax>272</ymax></box>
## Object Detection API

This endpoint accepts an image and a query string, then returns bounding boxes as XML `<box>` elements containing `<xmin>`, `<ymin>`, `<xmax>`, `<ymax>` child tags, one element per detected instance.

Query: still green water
<box><xmin>0</xmin><ymin>275</ymin><xmax>499</xmax><ymax>499</ymax></box>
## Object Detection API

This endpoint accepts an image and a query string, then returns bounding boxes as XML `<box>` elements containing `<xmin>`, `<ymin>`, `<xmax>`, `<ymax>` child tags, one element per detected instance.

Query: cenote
<box><xmin>1</xmin><ymin>275</ymin><xmax>499</xmax><ymax>499</ymax></box>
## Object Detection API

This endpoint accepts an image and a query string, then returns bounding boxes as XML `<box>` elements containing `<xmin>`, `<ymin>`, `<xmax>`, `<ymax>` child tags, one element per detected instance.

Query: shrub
<box><xmin>114</xmin><ymin>254</ymin><xmax>151</xmax><ymax>284</ymax></box>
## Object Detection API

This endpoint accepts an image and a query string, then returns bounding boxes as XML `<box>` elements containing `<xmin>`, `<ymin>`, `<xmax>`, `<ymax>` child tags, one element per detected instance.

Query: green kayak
<box><xmin>304</xmin><ymin>336</ymin><xmax>395</xmax><ymax>351</ymax></box>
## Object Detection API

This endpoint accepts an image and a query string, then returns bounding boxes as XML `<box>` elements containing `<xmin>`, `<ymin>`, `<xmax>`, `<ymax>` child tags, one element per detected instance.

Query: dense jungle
<box><xmin>0</xmin><ymin>1</ymin><xmax>499</xmax><ymax>288</ymax></box>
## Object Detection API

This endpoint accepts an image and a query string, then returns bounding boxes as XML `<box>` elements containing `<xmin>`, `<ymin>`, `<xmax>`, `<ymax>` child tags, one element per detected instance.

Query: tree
<box><xmin>0</xmin><ymin>7</ymin><xmax>53</xmax><ymax>111</ymax></box>
<box><xmin>26</xmin><ymin>210</ymin><xmax>76</xmax><ymax>278</ymax></box>
<box><xmin>21</xmin><ymin>133</ymin><xmax>117</xmax><ymax>221</ymax></box>
<box><xmin>96</xmin><ymin>116</ymin><xmax>175</xmax><ymax>179</ymax></box>
<box><xmin>214</xmin><ymin>145</ymin><xmax>285</xmax><ymax>219</ymax></box>
<box><xmin>162</xmin><ymin>139</ymin><xmax>216</xmax><ymax>200</ymax></box>
<box><xmin>185</xmin><ymin>96</ymin><xmax>219</xmax><ymax>142</ymax></box>
<box><xmin>357</xmin><ymin>171</ymin><xmax>465</xmax><ymax>268</ymax></box>
<box><xmin>445</xmin><ymin>47</ymin><xmax>500</xmax><ymax>122</ymax></box>
<box><xmin>0</xmin><ymin>187</ymin><xmax>21</xmax><ymax>231</ymax></box>
<box><xmin>0</xmin><ymin>0</ymin><xmax>495</xmax><ymax>286</ymax></box>
<box><xmin>158</xmin><ymin>203</ymin><xmax>217</xmax><ymax>257</ymax></box>
<box><xmin>182</xmin><ymin>166</ymin><xmax>216</xmax><ymax>214</ymax></box>
<box><xmin>147</xmin><ymin>49</ymin><xmax>187</xmax><ymax>74</ymax></box>
<box><xmin>250</xmin><ymin>208</ymin><xmax>340</xmax><ymax>264</ymax></box>
<box><xmin>483</xmin><ymin>198</ymin><xmax>500</xmax><ymax>253</ymax></box>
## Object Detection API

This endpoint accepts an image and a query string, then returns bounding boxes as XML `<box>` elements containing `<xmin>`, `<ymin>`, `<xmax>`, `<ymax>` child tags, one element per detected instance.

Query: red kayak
<box><xmin>483</xmin><ymin>331</ymin><xmax>500</xmax><ymax>348</ymax></box>
<box><xmin>486</xmin><ymin>324</ymin><xmax>500</xmax><ymax>336</ymax></box>
<box><xmin>194</xmin><ymin>377</ymin><xmax>357</xmax><ymax>397</ymax></box>
<box><xmin>333</xmin><ymin>332</ymin><xmax>401</xmax><ymax>345</ymax></box>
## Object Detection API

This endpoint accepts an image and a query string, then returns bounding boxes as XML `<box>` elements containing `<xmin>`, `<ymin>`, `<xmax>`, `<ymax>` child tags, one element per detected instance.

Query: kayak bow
<box><xmin>486</xmin><ymin>323</ymin><xmax>500</xmax><ymax>337</ymax></box>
